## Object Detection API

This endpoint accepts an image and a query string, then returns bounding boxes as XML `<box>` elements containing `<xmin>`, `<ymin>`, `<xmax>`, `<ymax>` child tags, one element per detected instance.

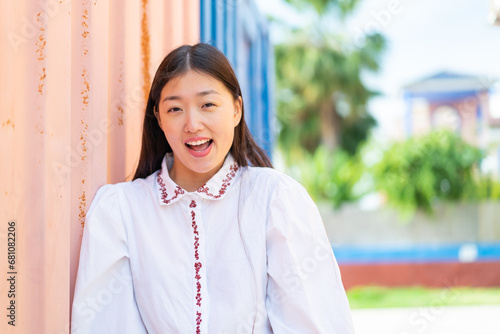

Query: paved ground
<box><xmin>351</xmin><ymin>305</ymin><xmax>500</xmax><ymax>334</ymax></box>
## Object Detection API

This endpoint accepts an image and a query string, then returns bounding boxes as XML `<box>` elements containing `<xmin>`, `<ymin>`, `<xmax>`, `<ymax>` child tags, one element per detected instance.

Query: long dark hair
<box><xmin>133</xmin><ymin>43</ymin><xmax>272</xmax><ymax>180</ymax></box>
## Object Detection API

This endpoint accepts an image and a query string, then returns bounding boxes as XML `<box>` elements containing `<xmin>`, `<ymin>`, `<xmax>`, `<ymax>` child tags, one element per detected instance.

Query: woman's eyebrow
<box><xmin>197</xmin><ymin>89</ymin><xmax>220</xmax><ymax>97</ymax></box>
<box><xmin>162</xmin><ymin>90</ymin><xmax>220</xmax><ymax>104</ymax></box>
<box><xmin>162</xmin><ymin>95</ymin><xmax>181</xmax><ymax>103</ymax></box>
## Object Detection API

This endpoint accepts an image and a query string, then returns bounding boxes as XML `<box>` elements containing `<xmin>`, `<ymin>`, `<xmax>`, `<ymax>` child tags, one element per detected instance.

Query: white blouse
<box><xmin>71</xmin><ymin>154</ymin><xmax>354</xmax><ymax>334</ymax></box>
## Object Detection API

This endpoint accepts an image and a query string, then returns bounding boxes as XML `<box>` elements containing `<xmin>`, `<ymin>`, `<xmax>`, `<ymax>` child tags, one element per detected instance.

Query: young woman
<box><xmin>72</xmin><ymin>43</ymin><xmax>354</xmax><ymax>333</ymax></box>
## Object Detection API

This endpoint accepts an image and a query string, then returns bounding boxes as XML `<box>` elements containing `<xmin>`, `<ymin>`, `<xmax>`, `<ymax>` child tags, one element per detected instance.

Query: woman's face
<box><xmin>156</xmin><ymin>69</ymin><xmax>242</xmax><ymax>189</ymax></box>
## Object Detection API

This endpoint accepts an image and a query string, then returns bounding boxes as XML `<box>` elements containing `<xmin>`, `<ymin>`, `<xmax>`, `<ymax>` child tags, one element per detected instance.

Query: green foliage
<box><xmin>286</xmin><ymin>131</ymin><xmax>499</xmax><ymax>212</ymax></box>
<box><xmin>340</xmin><ymin>113</ymin><xmax>377</xmax><ymax>155</ymax></box>
<box><xmin>373</xmin><ymin>131</ymin><xmax>484</xmax><ymax>216</ymax></box>
<box><xmin>347</xmin><ymin>286</ymin><xmax>500</xmax><ymax>309</ymax></box>
<box><xmin>287</xmin><ymin>146</ymin><xmax>368</xmax><ymax>208</ymax></box>
<box><xmin>275</xmin><ymin>30</ymin><xmax>385</xmax><ymax>158</ymax></box>
<box><xmin>284</xmin><ymin>0</ymin><xmax>362</xmax><ymax>16</ymax></box>
<box><xmin>275</xmin><ymin>0</ymin><xmax>386</xmax><ymax>160</ymax></box>
<box><xmin>475</xmin><ymin>174</ymin><xmax>500</xmax><ymax>200</ymax></box>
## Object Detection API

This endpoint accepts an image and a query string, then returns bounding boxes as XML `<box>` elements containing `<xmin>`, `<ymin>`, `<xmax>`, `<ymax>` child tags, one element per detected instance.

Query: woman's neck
<box><xmin>169</xmin><ymin>160</ymin><xmax>224</xmax><ymax>192</ymax></box>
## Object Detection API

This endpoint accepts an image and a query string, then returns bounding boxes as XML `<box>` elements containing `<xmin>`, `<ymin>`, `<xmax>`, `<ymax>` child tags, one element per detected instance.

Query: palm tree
<box><xmin>275</xmin><ymin>0</ymin><xmax>385</xmax><ymax>161</ymax></box>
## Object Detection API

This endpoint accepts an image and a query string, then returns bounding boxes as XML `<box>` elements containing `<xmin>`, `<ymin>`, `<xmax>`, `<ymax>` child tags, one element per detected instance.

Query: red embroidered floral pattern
<box><xmin>191</xmin><ymin>205</ymin><xmax>203</xmax><ymax>332</ymax></box>
<box><xmin>197</xmin><ymin>164</ymin><xmax>239</xmax><ymax>199</ymax></box>
<box><xmin>157</xmin><ymin>169</ymin><xmax>185</xmax><ymax>204</ymax></box>
<box><xmin>196</xmin><ymin>311</ymin><xmax>202</xmax><ymax>334</ymax></box>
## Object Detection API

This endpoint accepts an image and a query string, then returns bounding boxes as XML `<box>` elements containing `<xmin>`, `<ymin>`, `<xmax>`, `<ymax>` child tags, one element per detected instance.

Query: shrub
<box><xmin>287</xmin><ymin>146</ymin><xmax>368</xmax><ymax>208</ymax></box>
<box><xmin>372</xmin><ymin>130</ymin><xmax>484</xmax><ymax>215</ymax></box>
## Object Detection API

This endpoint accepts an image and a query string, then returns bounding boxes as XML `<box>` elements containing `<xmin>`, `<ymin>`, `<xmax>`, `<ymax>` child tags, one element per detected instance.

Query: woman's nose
<box><xmin>184</xmin><ymin>109</ymin><xmax>204</xmax><ymax>133</ymax></box>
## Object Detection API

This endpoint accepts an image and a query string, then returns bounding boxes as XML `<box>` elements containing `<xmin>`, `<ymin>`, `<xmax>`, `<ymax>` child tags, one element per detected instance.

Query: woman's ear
<box><xmin>233</xmin><ymin>96</ymin><xmax>242</xmax><ymax>127</ymax></box>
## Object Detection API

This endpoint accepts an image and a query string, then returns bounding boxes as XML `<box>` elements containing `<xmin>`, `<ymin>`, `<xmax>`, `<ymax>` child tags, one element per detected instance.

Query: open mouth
<box><xmin>185</xmin><ymin>139</ymin><xmax>213</xmax><ymax>152</ymax></box>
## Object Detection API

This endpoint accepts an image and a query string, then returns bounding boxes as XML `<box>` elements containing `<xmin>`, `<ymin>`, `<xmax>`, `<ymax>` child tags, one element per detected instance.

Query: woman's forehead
<box><xmin>160</xmin><ymin>70</ymin><xmax>227</xmax><ymax>98</ymax></box>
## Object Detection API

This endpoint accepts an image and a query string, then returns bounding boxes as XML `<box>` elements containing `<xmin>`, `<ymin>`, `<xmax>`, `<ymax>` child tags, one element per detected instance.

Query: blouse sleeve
<box><xmin>71</xmin><ymin>185</ymin><xmax>147</xmax><ymax>334</ymax></box>
<box><xmin>265</xmin><ymin>176</ymin><xmax>355</xmax><ymax>333</ymax></box>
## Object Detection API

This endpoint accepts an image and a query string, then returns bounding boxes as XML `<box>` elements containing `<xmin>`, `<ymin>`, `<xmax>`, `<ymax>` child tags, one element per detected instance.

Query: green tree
<box><xmin>275</xmin><ymin>1</ymin><xmax>385</xmax><ymax>161</ymax></box>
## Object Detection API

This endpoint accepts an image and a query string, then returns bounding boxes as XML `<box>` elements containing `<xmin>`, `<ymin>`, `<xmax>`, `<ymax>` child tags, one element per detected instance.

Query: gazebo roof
<box><xmin>403</xmin><ymin>71</ymin><xmax>495</xmax><ymax>94</ymax></box>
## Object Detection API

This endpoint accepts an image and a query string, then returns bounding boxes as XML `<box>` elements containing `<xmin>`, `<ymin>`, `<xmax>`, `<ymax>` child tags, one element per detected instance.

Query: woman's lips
<box><xmin>187</xmin><ymin>140</ymin><xmax>211</xmax><ymax>152</ymax></box>
<box><xmin>186</xmin><ymin>139</ymin><xmax>213</xmax><ymax>158</ymax></box>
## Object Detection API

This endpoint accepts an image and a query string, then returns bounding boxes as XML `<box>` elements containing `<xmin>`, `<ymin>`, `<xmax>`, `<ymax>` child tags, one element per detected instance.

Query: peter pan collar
<box><xmin>156</xmin><ymin>153</ymin><xmax>240</xmax><ymax>205</ymax></box>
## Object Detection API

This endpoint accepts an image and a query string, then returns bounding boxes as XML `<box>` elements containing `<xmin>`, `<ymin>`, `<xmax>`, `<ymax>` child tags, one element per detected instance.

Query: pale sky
<box><xmin>255</xmin><ymin>0</ymin><xmax>500</xmax><ymax>140</ymax></box>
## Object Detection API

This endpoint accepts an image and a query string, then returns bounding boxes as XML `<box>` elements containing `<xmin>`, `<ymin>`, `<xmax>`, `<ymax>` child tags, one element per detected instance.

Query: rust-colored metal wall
<box><xmin>0</xmin><ymin>1</ymin><xmax>199</xmax><ymax>332</ymax></box>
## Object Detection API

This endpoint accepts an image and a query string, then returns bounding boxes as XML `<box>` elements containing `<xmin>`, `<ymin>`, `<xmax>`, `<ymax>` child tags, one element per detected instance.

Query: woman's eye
<box><xmin>167</xmin><ymin>107</ymin><xmax>182</xmax><ymax>113</ymax></box>
<box><xmin>203</xmin><ymin>103</ymin><xmax>216</xmax><ymax>108</ymax></box>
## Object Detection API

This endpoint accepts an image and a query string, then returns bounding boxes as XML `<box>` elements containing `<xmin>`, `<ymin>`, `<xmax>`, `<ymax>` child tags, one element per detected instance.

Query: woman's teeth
<box><xmin>187</xmin><ymin>139</ymin><xmax>210</xmax><ymax>146</ymax></box>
